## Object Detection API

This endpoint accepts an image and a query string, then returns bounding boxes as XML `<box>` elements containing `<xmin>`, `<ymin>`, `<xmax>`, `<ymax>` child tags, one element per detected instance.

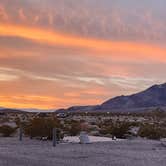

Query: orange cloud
<box><xmin>18</xmin><ymin>8</ymin><xmax>26</xmax><ymax>21</ymax></box>
<box><xmin>0</xmin><ymin>23</ymin><xmax>166</xmax><ymax>63</ymax></box>
<box><xmin>0</xmin><ymin>73</ymin><xmax>108</xmax><ymax>109</ymax></box>
<box><xmin>0</xmin><ymin>92</ymin><xmax>102</xmax><ymax>109</ymax></box>
<box><xmin>0</xmin><ymin>5</ymin><xmax>8</xmax><ymax>20</ymax></box>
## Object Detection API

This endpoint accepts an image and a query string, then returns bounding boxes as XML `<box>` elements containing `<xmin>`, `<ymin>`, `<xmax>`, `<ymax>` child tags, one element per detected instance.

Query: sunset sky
<box><xmin>0</xmin><ymin>0</ymin><xmax>166</xmax><ymax>109</ymax></box>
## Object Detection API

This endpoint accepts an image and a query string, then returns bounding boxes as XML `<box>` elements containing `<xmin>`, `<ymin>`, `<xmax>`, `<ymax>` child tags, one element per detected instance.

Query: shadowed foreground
<box><xmin>0</xmin><ymin>138</ymin><xmax>166</xmax><ymax>166</ymax></box>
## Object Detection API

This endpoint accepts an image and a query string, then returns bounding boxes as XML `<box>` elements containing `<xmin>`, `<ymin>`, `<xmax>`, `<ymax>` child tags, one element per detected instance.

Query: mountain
<box><xmin>21</xmin><ymin>108</ymin><xmax>55</xmax><ymax>113</ymax></box>
<box><xmin>0</xmin><ymin>108</ymin><xmax>26</xmax><ymax>114</ymax></box>
<box><xmin>0</xmin><ymin>107</ymin><xmax>5</xmax><ymax>110</ymax></box>
<box><xmin>0</xmin><ymin>107</ymin><xmax>55</xmax><ymax>113</ymax></box>
<box><xmin>56</xmin><ymin>105</ymin><xmax>99</xmax><ymax>113</ymax></box>
<box><xmin>58</xmin><ymin>83</ymin><xmax>166</xmax><ymax>113</ymax></box>
<box><xmin>101</xmin><ymin>83</ymin><xmax>166</xmax><ymax>110</ymax></box>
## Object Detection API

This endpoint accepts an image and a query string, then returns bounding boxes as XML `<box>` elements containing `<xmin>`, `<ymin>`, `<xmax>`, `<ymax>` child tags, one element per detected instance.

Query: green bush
<box><xmin>138</xmin><ymin>124</ymin><xmax>166</xmax><ymax>140</ymax></box>
<box><xmin>110</xmin><ymin>122</ymin><xmax>131</xmax><ymax>138</ymax></box>
<box><xmin>0</xmin><ymin>125</ymin><xmax>17</xmax><ymax>137</ymax></box>
<box><xmin>24</xmin><ymin>117</ymin><xmax>62</xmax><ymax>140</ymax></box>
<box><xmin>64</xmin><ymin>120</ymin><xmax>82</xmax><ymax>136</ymax></box>
<box><xmin>99</xmin><ymin>121</ymin><xmax>131</xmax><ymax>138</ymax></box>
<box><xmin>99</xmin><ymin>128</ymin><xmax>109</xmax><ymax>135</ymax></box>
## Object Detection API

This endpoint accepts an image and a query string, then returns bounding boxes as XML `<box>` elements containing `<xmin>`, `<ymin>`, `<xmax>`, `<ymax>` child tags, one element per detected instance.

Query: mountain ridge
<box><xmin>101</xmin><ymin>83</ymin><xmax>166</xmax><ymax>110</ymax></box>
<box><xmin>56</xmin><ymin>83</ymin><xmax>166</xmax><ymax>113</ymax></box>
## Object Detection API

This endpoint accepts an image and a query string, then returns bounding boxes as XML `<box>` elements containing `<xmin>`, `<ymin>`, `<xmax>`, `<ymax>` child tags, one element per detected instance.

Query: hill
<box><xmin>58</xmin><ymin>83</ymin><xmax>166</xmax><ymax>113</ymax></box>
<box><xmin>101</xmin><ymin>83</ymin><xmax>166</xmax><ymax>110</ymax></box>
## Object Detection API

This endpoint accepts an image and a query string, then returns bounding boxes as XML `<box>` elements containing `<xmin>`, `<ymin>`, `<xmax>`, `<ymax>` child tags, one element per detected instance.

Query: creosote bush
<box><xmin>138</xmin><ymin>124</ymin><xmax>166</xmax><ymax>140</ymax></box>
<box><xmin>110</xmin><ymin>122</ymin><xmax>131</xmax><ymax>138</ymax></box>
<box><xmin>0</xmin><ymin>125</ymin><xmax>17</xmax><ymax>137</ymax></box>
<box><xmin>24</xmin><ymin>117</ymin><xmax>63</xmax><ymax>140</ymax></box>
<box><xmin>100</xmin><ymin>121</ymin><xmax>131</xmax><ymax>138</ymax></box>
<box><xmin>65</xmin><ymin>120</ymin><xmax>82</xmax><ymax>136</ymax></box>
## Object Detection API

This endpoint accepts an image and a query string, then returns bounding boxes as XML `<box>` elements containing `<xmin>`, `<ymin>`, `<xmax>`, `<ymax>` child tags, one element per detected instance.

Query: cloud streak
<box><xmin>0</xmin><ymin>23</ymin><xmax>166</xmax><ymax>62</ymax></box>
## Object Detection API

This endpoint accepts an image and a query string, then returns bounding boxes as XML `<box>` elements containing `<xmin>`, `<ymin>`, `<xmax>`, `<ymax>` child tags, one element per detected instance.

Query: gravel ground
<box><xmin>0</xmin><ymin>138</ymin><xmax>166</xmax><ymax>166</ymax></box>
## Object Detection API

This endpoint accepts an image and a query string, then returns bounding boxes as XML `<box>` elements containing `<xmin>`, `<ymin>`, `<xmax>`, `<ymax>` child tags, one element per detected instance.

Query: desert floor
<box><xmin>0</xmin><ymin>137</ymin><xmax>166</xmax><ymax>166</ymax></box>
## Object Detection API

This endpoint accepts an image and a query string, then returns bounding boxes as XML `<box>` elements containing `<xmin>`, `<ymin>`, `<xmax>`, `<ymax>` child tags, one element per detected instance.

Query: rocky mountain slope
<box><xmin>101</xmin><ymin>83</ymin><xmax>166</xmax><ymax>110</ymax></box>
<box><xmin>57</xmin><ymin>83</ymin><xmax>166</xmax><ymax>113</ymax></box>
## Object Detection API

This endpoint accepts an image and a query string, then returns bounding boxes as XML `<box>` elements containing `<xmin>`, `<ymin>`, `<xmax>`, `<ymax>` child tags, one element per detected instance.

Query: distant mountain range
<box><xmin>1</xmin><ymin>83</ymin><xmax>166</xmax><ymax>113</ymax></box>
<box><xmin>0</xmin><ymin>108</ymin><xmax>54</xmax><ymax>113</ymax></box>
<box><xmin>57</xmin><ymin>83</ymin><xmax>166</xmax><ymax>113</ymax></box>
<box><xmin>0</xmin><ymin>108</ymin><xmax>26</xmax><ymax>114</ymax></box>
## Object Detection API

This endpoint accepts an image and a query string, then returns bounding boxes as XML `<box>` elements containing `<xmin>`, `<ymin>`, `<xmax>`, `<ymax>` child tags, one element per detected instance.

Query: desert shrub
<box><xmin>150</xmin><ymin>108</ymin><xmax>166</xmax><ymax>119</ymax></box>
<box><xmin>64</xmin><ymin>120</ymin><xmax>82</xmax><ymax>136</ymax></box>
<box><xmin>0</xmin><ymin>117</ymin><xmax>9</xmax><ymax>123</ymax></box>
<box><xmin>24</xmin><ymin>117</ymin><xmax>62</xmax><ymax>140</ymax></box>
<box><xmin>0</xmin><ymin>125</ymin><xmax>17</xmax><ymax>137</ymax></box>
<box><xmin>110</xmin><ymin>122</ymin><xmax>131</xmax><ymax>138</ymax></box>
<box><xmin>99</xmin><ymin>128</ymin><xmax>109</xmax><ymax>135</ymax></box>
<box><xmin>15</xmin><ymin>117</ymin><xmax>21</xmax><ymax>126</ymax></box>
<box><xmin>138</xmin><ymin>124</ymin><xmax>166</xmax><ymax>140</ymax></box>
<box><xmin>69</xmin><ymin>123</ymin><xmax>81</xmax><ymax>136</ymax></box>
<box><xmin>99</xmin><ymin>121</ymin><xmax>131</xmax><ymax>138</ymax></box>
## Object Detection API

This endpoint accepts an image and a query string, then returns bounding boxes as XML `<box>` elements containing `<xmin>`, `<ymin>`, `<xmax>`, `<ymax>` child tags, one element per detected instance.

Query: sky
<box><xmin>0</xmin><ymin>0</ymin><xmax>166</xmax><ymax>109</ymax></box>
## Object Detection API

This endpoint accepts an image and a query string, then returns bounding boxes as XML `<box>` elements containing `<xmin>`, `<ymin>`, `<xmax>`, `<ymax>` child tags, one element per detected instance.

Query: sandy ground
<box><xmin>0</xmin><ymin>137</ymin><xmax>166</xmax><ymax>166</ymax></box>
<box><xmin>63</xmin><ymin>136</ymin><xmax>120</xmax><ymax>143</ymax></box>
